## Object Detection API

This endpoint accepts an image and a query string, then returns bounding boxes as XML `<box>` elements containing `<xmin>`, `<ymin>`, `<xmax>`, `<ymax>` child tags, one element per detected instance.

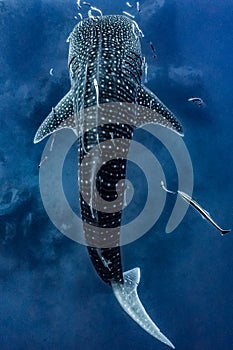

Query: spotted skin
<box><xmin>68</xmin><ymin>15</ymin><xmax>143</xmax><ymax>284</ymax></box>
<box><xmin>34</xmin><ymin>15</ymin><xmax>183</xmax><ymax>285</ymax></box>
<box><xmin>79</xmin><ymin>123</ymin><xmax>133</xmax><ymax>283</ymax></box>
<box><xmin>34</xmin><ymin>91</ymin><xmax>76</xmax><ymax>143</ymax></box>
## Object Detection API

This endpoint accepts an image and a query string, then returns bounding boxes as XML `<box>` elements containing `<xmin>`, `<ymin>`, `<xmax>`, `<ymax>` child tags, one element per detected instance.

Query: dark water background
<box><xmin>0</xmin><ymin>1</ymin><xmax>232</xmax><ymax>349</ymax></box>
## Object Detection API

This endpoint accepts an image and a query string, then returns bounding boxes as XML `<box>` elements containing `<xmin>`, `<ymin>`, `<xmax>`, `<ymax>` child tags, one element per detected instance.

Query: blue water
<box><xmin>0</xmin><ymin>1</ymin><xmax>232</xmax><ymax>349</ymax></box>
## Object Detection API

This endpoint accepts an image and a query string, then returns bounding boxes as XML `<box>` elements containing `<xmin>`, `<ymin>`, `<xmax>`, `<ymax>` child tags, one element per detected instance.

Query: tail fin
<box><xmin>111</xmin><ymin>268</ymin><xmax>175</xmax><ymax>349</ymax></box>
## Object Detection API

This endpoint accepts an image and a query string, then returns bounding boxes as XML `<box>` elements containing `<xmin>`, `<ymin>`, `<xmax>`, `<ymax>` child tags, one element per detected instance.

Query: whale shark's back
<box><xmin>68</xmin><ymin>16</ymin><xmax>144</xmax><ymax>284</ymax></box>
<box><xmin>69</xmin><ymin>15</ymin><xmax>143</xmax><ymax>109</ymax></box>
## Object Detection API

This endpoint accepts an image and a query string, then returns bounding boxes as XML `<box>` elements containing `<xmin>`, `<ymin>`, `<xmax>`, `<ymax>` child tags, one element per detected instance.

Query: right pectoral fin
<box><xmin>136</xmin><ymin>85</ymin><xmax>183</xmax><ymax>136</ymax></box>
<box><xmin>34</xmin><ymin>90</ymin><xmax>78</xmax><ymax>144</ymax></box>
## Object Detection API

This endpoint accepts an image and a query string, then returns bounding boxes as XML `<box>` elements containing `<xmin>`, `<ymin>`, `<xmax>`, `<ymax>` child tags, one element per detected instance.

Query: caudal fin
<box><xmin>111</xmin><ymin>267</ymin><xmax>175</xmax><ymax>348</ymax></box>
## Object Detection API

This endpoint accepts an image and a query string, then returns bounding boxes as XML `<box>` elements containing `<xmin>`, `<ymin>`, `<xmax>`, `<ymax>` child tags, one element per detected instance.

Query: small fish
<box><xmin>38</xmin><ymin>156</ymin><xmax>48</xmax><ymax>168</ymax></box>
<box><xmin>150</xmin><ymin>41</ymin><xmax>157</xmax><ymax>58</ymax></box>
<box><xmin>161</xmin><ymin>181</ymin><xmax>230</xmax><ymax>235</ymax></box>
<box><xmin>78</xmin><ymin>13</ymin><xmax>83</xmax><ymax>20</ymax></box>
<box><xmin>49</xmin><ymin>133</ymin><xmax>56</xmax><ymax>152</ymax></box>
<box><xmin>83</xmin><ymin>1</ymin><xmax>91</xmax><ymax>7</ymax></box>
<box><xmin>49</xmin><ymin>68</ymin><xmax>54</xmax><ymax>76</ymax></box>
<box><xmin>177</xmin><ymin>191</ymin><xmax>231</xmax><ymax>235</ymax></box>
<box><xmin>97</xmin><ymin>250</ymin><xmax>112</xmax><ymax>271</ymax></box>
<box><xmin>88</xmin><ymin>9</ymin><xmax>94</xmax><ymax>19</ymax></box>
<box><xmin>144</xmin><ymin>61</ymin><xmax>148</xmax><ymax>83</ymax></box>
<box><xmin>132</xmin><ymin>20</ymin><xmax>144</xmax><ymax>37</ymax></box>
<box><xmin>126</xmin><ymin>2</ymin><xmax>133</xmax><ymax>8</ymax></box>
<box><xmin>76</xmin><ymin>0</ymin><xmax>81</xmax><ymax>9</ymax></box>
<box><xmin>188</xmin><ymin>97</ymin><xmax>204</xmax><ymax>106</ymax></box>
<box><xmin>136</xmin><ymin>1</ymin><xmax>141</xmax><ymax>12</ymax></box>
<box><xmin>123</xmin><ymin>11</ymin><xmax>135</xmax><ymax>19</ymax></box>
<box><xmin>90</xmin><ymin>6</ymin><xmax>102</xmax><ymax>16</ymax></box>
<box><xmin>160</xmin><ymin>181</ymin><xmax>176</xmax><ymax>194</ymax></box>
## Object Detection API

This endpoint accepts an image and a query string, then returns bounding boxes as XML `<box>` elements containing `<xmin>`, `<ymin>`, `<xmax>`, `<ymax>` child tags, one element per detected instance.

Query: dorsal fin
<box><xmin>136</xmin><ymin>85</ymin><xmax>183</xmax><ymax>135</ymax></box>
<box><xmin>34</xmin><ymin>90</ymin><xmax>77</xmax><ymax>143</ymax></box>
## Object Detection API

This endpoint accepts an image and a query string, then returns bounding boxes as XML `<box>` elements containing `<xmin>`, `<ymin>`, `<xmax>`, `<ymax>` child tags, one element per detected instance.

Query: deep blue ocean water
<box><xmin>0</xmin><ymin>1</ymin><xmax>232</xmax><ymax>349</ymax></box>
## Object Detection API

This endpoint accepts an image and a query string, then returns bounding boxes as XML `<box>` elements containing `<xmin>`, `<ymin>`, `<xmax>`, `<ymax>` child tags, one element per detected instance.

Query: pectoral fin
<box><xmin>136</xmin><ymin>85</ymin><xmax>183</xmax><ymax>136</ymax></box>
<box><xmin>34</xmin><ymin>90</ymin><xmax>77</xmax><ymax>144</ymax></box>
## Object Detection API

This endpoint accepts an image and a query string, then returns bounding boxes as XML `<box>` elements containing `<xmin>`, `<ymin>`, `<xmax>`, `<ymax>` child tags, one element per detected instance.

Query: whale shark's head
<box><xmin>68</xmin><ymin>15</ymin><xmax>143</xmax><ymax>88</ymax></box>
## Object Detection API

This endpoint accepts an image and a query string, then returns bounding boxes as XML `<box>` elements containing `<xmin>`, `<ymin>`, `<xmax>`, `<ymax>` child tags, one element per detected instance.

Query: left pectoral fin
<box><xmin>136</xmin><ymin>85</ymin><xmax>183</xmax><ymax>136</ymax></box>
<box><xmin>34</xmin><ymin>90</ymin><xmax>77</xmax><ymax>144</ymax></box>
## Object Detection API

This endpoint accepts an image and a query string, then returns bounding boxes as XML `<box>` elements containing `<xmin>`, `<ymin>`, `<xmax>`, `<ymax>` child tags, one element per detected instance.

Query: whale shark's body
<box><xmin>34</xmin><ymin>15</ymin><xmax>183</xmax><ymax>348</ymax></box>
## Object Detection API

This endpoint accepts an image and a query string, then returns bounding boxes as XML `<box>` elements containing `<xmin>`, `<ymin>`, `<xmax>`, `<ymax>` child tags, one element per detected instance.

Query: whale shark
<box><xmin>34</xmin><ymin>15</ymin><xmax>183</xmax><ymax>348</ymax></box>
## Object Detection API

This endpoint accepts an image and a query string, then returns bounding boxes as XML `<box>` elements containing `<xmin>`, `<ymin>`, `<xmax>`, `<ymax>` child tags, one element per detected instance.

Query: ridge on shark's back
<box><xmin>34</xmin><ymin>15</ymin><xmax>183</xmax><ymax>348</ymax></box>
